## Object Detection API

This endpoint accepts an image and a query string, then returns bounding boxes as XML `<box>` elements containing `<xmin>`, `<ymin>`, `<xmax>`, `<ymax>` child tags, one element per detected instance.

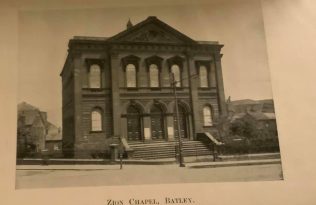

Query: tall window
<box><xmin>89</xmin><ymin>64</ymin><xmax>101</xmax><ymax>88</ymax></box>
<box><xmin>149</xmin><ymin>64</ymin><xmax>159</xmax><ymax>87</ymax></box>
<box><xmin>203</xmin><ymin>106</ymin><xmax>213</xmax><ymax>126</ymax></box>
<box><xmin>91</xmin><ymin>109</ymin><xmax>102</xmax><ymax>131</ymax></box>
<box><xmin>171</xmin><ymin>64</ymin><xmax>181</xmax><ymax>87</ymax></box>
<box><xmin>199</xmin><ymin>65</ymin><xmax>209</xmax><ymax>88</ymax></box>
<box><xmin>126</xmin><ymin>64</ymin><xmax>136</xmax><ymax>87</ymax></box>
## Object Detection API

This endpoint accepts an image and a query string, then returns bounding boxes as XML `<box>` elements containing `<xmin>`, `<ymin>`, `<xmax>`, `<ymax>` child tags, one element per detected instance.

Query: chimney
<box><xmin>126</xmin><ymin>18</ymin><xmax>133</xmax><ymax>29</ymax></box>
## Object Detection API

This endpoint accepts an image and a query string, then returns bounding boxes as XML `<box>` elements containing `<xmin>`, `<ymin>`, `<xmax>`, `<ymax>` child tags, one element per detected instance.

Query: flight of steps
<box><xmin>128</xmin><ymin>140</ymin><xmax>213</xmax><ymax>160</ymax></box>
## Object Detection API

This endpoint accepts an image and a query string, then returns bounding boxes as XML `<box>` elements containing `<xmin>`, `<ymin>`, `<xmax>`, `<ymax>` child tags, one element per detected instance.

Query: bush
<box><xmin>221</xmin><ymin>137</ymin><xmax>280</xmax><ymax>155</ymax></box>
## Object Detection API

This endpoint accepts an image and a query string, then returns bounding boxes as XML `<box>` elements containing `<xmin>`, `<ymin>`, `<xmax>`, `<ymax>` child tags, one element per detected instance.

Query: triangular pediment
<box><xmin>107</xmin><ymin>17</ymin><xmax>196</xmax><ymax>44</ymax></box>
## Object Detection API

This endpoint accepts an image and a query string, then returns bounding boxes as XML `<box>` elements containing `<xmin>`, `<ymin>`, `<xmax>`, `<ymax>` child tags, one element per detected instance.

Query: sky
<box><xmin>18</xmin><ymin>0</ymin><xmax>273</xmax><ymax>127</ymax></box>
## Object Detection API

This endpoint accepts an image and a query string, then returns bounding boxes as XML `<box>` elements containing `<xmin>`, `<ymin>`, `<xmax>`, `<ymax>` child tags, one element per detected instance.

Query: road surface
<box><xmin>16</xmin><ymin>163</ymin><xmax>283</xmax><ymax>189</ymax></box>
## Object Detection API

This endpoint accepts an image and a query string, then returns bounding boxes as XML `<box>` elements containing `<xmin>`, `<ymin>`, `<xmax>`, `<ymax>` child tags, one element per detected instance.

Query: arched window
<box><xmin>171</xmin><ymin>64</ymin><xmax>181</xmax><ymax>87</ymax></box>
<box><xmin>199</xmin><ymin>65</ymin><xmax>209</xmax><ymax>88</ymax></box>
<box><xmin>203</xmin><ymin>106</ymin><xmax>213</xmax><ymax>126</ymax></box>
<box><xmin>126</xmin><ymin>64</ymin><xmax>136</xmax><ymax>87</ymax></box>
<box><xmin>89</xmin><ymin>64</ymin><xmax>101</xmax><ymax>88</ymax></box>
<box><xmin>91</xmin><ymin>109</ymin><xmax>102</xmax><ymax>131</ymax></box>
<box><xmin>149</xmin><ymin>64</ymin><xmax>159</xmax><ymax>87</ymax></box>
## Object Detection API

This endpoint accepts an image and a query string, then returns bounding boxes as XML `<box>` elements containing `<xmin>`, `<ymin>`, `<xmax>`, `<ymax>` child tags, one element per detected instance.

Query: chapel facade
<box><xmin>60</xmin><ymin>16</ymin><xmax>227</xmax><ymax>158</ymax></box>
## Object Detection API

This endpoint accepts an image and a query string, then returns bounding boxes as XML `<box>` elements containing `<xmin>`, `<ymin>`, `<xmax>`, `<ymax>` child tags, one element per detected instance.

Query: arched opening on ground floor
<box><xmin>126</xmin><ymin>105</ymin><xmax>143</xmax><ymax>141</ymax></box>
<box><xmin>150</xmin><ymin>104</ymin><xmax>165</xmax><ymax>140</ymax></box>
<box><xmin>174</xmin><ymin>104</ymin><xmax>189</xmax><ymax>139</ymax></box>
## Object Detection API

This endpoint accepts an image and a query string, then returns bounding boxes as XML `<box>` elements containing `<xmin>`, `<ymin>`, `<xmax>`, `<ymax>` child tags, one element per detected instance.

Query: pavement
<box><xmin>16</xmin><ymin>157</ymin><xmax>281</xmax><ymax>170</ymax></box>
<box><xmin>15</xmin><ymin>163</ymin><xmax>283</xmax><ymax>189</ymax></box>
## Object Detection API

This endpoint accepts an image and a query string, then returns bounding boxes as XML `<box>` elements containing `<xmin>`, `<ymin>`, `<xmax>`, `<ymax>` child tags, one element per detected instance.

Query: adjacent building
<box><xmin>227</xmin><ymin>98</ymin><xmax>278</xmax><ymax>139</ymax></box>
<box><xmin>60</xmin><ymin>17</ymin><xmax>227</xmax><ymax>158</ymax></box>
<box><xmin>17</xmin><ymin>102</ymin><xmax>62</xmax><ymax>157</ymax></box>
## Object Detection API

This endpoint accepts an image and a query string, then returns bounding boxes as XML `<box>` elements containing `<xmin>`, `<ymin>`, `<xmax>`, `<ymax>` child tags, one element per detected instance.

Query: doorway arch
<box><xmin>126</xmin><ymin>105</ymin><xmax>142</xmax><ymax>141</ymax></box>
<box><xmin>150</xmin><ymin>104</ymin><xmax>165</xmax><ymax>140</ymax></box>
<box><xmin>174</xmin><ymin>104</ymin><xmax>189</xmax><ymax>139</ymax></box>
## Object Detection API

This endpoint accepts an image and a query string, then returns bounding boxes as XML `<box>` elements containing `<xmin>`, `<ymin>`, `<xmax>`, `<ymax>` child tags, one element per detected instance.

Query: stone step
<box><xmin>132</xmin><ymin>151</ymin><xmax>212</xmax><ymax>159</ymax></box>
<box><xmin>128</xmin><ymin>140</ymin><xmax>213</xmax><ymax>160</ymax></box>
<box><xmin>129</xmin><ymin>141</ymin><xmax>208</xmax><ymax>147</ymax></box>
<box><xmin>131</xmin><ymin>147</ymin><xmax>210</xmax><ymax>153</ymax></box>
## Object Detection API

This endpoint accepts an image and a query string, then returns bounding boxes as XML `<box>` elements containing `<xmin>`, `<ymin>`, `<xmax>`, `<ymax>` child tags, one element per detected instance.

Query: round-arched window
<box><xmin>149</xmin><ymin>64</ymin><xmax>159</xmax><ymax>87</ymax></box>
<box><xmin>199</xmin><ymin>65</ymin><xmax>209</xmax><ymax>88</ymax></box>
<box><xmin>203</xmin><ymin>105</ymin><xmax>213</xmax><ymax>126</ymax></box>
<box><xmin>126</xmin><ymin>64</ymin><xmax>136</xmax><ymax>87</ymax></box>
<box><xmin>171</xmin><ymin>64</ymin><xmax>181</xmax><ymax>87</ymax></box>
<box><xmin>89</xmin><ymin>64</ymin><xmax>101</xmax><ymax>88</ymax></box>
<box><xmin>91</xmin><ymin>109</ymin><xmax>102</xmax><ymax>131</ymax></box>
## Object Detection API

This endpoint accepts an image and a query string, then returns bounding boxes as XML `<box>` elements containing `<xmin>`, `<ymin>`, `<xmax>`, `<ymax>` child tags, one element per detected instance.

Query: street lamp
<box><xmin>171</xmin><ymin>73</ymin><xmax>199</xmax><ymax>167</ymax></box>
<box><xmin>171</xmin><ymin>73</ymin><xmax>185</xmax><ymax>167</ymax></box>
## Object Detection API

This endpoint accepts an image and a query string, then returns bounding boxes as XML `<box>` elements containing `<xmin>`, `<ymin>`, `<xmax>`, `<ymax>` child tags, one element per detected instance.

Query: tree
<box><xmin>230</xmin><ymin>115</ymin><xmax>260</xmax><ymax>140</ymax></box>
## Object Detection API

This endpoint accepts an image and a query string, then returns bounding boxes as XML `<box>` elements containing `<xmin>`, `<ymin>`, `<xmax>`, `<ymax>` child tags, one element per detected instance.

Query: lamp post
<box><xmin>171</xmin><ymin>73</ymin><xmax>185</xmax><ymax>167</ymax></box>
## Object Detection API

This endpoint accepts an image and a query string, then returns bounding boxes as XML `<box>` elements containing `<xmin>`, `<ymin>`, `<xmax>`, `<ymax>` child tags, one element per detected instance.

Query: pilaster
<box><xmin>110</xmin><ymin>52</ymin><xmax>122</xmax><ymax>136</ymax></box>
<box><xmin>210</xmin><ymin>60</ymin><xmax>217</xmax><ymax>87</ymax></box>
<box><xmin>73</xmin><ymin>52</ymin><xmax>83</xmax><ymax>157</ymax></box>
<box><xmin>214</xmin><ymin>53</ymin><xmax>227</xmax><ymax>116</ymax></box>
<box><xmin>166</xmin><ymin>115</ymin><xmax>175</xmax><ymax>140</ymax></box>
<box><xmin>186</xmin><ymin>53</ymin><xmax>202</xmax><ymax>135</ymax></box>
<box><xmin>143</xmin><ymin>116</ymin><xmax>151</xmax><ymax>140</ymax></box>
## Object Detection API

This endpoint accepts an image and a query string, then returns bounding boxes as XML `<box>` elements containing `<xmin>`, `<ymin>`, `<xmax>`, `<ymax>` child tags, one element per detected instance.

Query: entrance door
<box><xmin>127</xmin><ymin>105</ymin><xmax>142</xmax><ymax>141</ymax></box>
<box><xmin>174</xmin><ymin>105</ymin><xmax>188</xmax><ymax>139</ymax></box>
<box><xmin>151</xmin><ymin>105</ymin><xmax>165</xmax><ymax>140</ymax></box>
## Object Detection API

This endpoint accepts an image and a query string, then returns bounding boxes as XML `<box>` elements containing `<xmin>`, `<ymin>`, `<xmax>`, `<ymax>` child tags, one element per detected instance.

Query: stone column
<box><xmin>214</xmin><ymin>53</ymin><xmax>227</xmax><ymax>116</ymax></box>
<box><xmin>188</xmin><ymin>114</ymin><xmax>194</xmax><ymax>140</ymax></box>
<box><xmin>186</xmin><ymin>53</ymin><xmax>202</xmax><ymax>135</ymax></box>
<box><xmin>161</xmin><ymin>61</ymin><xmax>170</xmax><ymax>87</ymax></box>
<box><xmin>120</xmin><ymin>117</ymin><xmax>127</xmax><ymax>138</ymax></box>
<box><xmin>143</xmin><ymin>116</ymin><xmax>151</xmax><ymax>140</ymax></box>
<box><xmin>138</xmin><ymin>59</ymin><xmax>148</xmax><ymax>87</ymax></box>
<box><xmin>166</xmin><ymin>115</ymin><xmax>174</xmax><ymax>140</ymax></box>
<box><xmin>210</xmin><ymin>60</ymin><xmax>217</xmax><ymax>87</ymax></box>
<box><xmin>110</xmin><ymin>52</ymin><xmax>122</xmax><ymax>136</ymax></box>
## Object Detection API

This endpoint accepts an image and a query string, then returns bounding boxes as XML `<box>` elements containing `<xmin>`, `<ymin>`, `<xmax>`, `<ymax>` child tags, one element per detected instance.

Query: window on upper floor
<box><xmin>199</xmin><ymin>65</ymin><xmax>209</xmax><ymax>88</ymax></box>
<box><xmin>89</xmin><ymin>64</ymin><xmax>101</xmax><ymax>88</ymax></box>
<box><xmin>126</xmin><ymin>64</ymin><xmax>137</xmax><ymax>88</ymax></box>
<box><xmin>171</xmin><ymin>64</ymin><xmax>181</xmax><ymax>87</ymax></box>
<box><xmin>203</xmin><ymin>105</ymin><xmax>213</xmax><ymax>126</ymax></box>
<box><xmin>91</xmin><ymin>108</ymin><xmax>102</xmax><ymax>131</ymax></box>
<box><xmin>149</xmin><ymin>64</ymin><xmax>159</xmax><ymax>87</ymax></box>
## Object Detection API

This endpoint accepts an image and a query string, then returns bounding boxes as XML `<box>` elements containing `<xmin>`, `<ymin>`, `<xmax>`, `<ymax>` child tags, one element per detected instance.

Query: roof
<box><xmin>45</xmin><ymin>122</ymin><xmax>62</xmax><ymax>141</ymax></box>
<box><xmin>106</xmin><ymin>16</ymin><xmax>196</xmax><ymax>44</ymax></box>
<box><xmin>68</xmin><ymin>16</ymin><xmax>222</xmax><ymax>46</ymax></box>
<box><xmin>18</xmin><ymin>102</ymin><xmax>45</xmax><ymax>126</ymax></box>
<box><xmin>18</xmin><ymin>101</ymin><xmax>38</xmax><ymax>112</ymax></box>
<box><xmin>73</xmin><ymin>36</ymin><xmax>109</xmax><ymax>41</ymax></box>
<box><xmin>249</xmin><ymin>112</ymin><xmax>275</xmax><ymax>120</ymax></box>
<box><xmin>230</xmin><ymin>113</ymin><xmax>246</xmax><ymax>121</ymax></box>
<box><xmin>62</xmin><ymin>16</ymin><xmax>223</xmax><ymax>76</ymax></box>
<box><xmin>232</xmin><ymin>112</ymin><xmax>276</xmax><ymax>121</ymax></box>
<box><xmin>229</xmin><ymin>99</ymin><xmax>259</xmax><ymax>106</ymax></box>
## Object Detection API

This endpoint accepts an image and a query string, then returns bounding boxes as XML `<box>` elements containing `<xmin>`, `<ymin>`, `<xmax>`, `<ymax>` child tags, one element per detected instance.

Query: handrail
<box><xmin>197</xmin><ymin>132</ymin><xmax>224</xmax><ymax>146</ymax></box>
<box><xmin>205</xmin><ymin>132</ymin><xmax>224</xmax><ymax>145</ymax></box>
<box><xmin>120</xmin><ymin>136</ymin><xmax>134</xmax><ymax>151</ymax></box>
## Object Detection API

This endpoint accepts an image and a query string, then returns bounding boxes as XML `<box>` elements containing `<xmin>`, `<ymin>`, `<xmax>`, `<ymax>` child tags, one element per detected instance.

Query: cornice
<box><xmin>69</xmin><ymin>40</ymin><xmax>223</xmax><ymax>55</ymax></box>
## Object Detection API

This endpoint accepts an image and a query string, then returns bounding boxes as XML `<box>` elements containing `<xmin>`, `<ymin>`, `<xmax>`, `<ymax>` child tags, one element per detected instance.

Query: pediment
<box><xmin>117</xmin><ymin>24</ymin><xmax>184</xmax><ymax>43</ymax></box>
<box><xmin>108</xmin><ymin>17</ymin><xmax>196</xmax><ymax>44</ymax></box>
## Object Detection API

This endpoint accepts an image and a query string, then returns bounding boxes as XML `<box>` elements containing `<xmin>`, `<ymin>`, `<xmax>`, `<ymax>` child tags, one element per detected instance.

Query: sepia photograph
<box><xmin>15</xmin><ymin>0</ymin><xmax>284</xmax><ymax>189</ymax></box>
